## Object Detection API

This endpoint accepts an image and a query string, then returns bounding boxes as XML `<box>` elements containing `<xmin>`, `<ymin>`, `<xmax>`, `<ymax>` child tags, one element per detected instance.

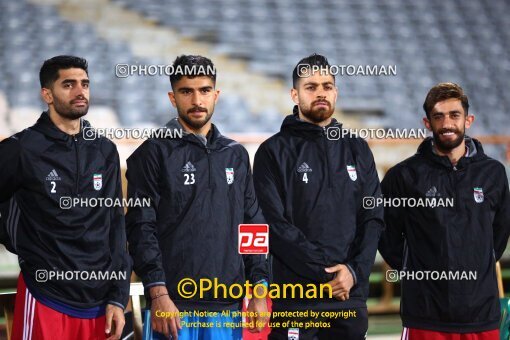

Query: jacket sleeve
<box><xmin>345</xmin><ymin>140</ymin><xmax>385</xmax><ymax>286</ymax></box>
<box><xmin>241</xmin><ymin>151</ymin><xmax>269</xmax><ymax>284</ymax></box>
<box><xmin>378</xmin><ymin>165</ymin><xmax>407</xmax><ymax>270</ymax></box>
<box><xmin>0</xmin><ymin>137</ymin><xmax>22</xmax><ymax>252</ymax></box>
<box><xmin>0</xmin><ymin>137</ymin><xmax>22</xmax><ymax>203</ymax></box>
<box><xmin>106</xmin><ymin>146</ymin><xmax>132</xmax><ymax>309</ymax></box>
<box><xmin>253</xmin><ymin>142</ymin><xmax>334</xmax><ymax>284</ymax></box>
<box><xmin>125</xmin><ymin>141</ymin><xmax>166</xmax><ymax>289</ymax></box>
<box><xmin>493</xmin><ymin>164</ymin><xmax>510</xmax><ymax>261</ymax></box>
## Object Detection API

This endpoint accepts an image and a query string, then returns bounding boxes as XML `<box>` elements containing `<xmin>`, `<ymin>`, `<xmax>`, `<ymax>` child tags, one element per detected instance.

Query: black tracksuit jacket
<box><xmin>0</xmin><ymin>111</ymin><xmax>131</xmax><ymax>309</ymax></box>
<box><xmin>253</xmin><ymin>109</ymin><xmax>384</xmax><ymax>311</ymax></box>
<box><xmin>379</xmin><ymin>137</ymin><xmax>510</xmax><ymax>332</ymax></box>
<box><xmin>125</xmin><ymin>118</ymin><xmax>268</xmax><ymax>311</ymax></box>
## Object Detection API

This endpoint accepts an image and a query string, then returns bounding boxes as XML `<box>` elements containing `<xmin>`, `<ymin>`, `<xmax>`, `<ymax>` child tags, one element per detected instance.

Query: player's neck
<box><xmin>178</xmin><ymin>118</ymin><xmax>211</xmax><ymax>136</ymax></box>
<box><xmin>434</xmin><ymin>139</ymin><xmax>466</xmax><ymax>166</ymax></box>
<box><xmin>298</xmin><ymin>111</ymin><xmax>331</xmax><ymax>127</ymax></box>
<box><xmin>48</xmin><ymin>108</ymin><xmax>81</xmax><ymax>136</ymax></box>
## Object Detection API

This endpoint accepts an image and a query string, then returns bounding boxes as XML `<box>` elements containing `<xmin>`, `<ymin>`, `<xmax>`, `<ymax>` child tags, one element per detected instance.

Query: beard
<box><xmin>432</xmin><ymin>127</ymin><xmax>465</xmax><ymax>152</ymax></box>
<box><xmin>300</xmin><ymin>99</ymin><xmax>335</xmax><ymax>124</ymax></box>
<box><xmin>53</xmin><ymin>94</ymin><xmax>89</xmax><ymax>120</ymax></box>
<box><xmin>178</xmin><ymin>105</ymin><xmax>214</xmax><ymax>130</ymax></box>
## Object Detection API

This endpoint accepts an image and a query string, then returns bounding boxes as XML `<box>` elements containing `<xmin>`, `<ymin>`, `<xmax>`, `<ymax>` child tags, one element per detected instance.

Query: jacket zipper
<box><xmin>401</xmin><ymin>238</ymin><xmax>409</xmax><ymax>300</ymax></box>
<box><xmin>446</xmin><ymin>165</ymin><xmax>459</xmax><ymax>302</ymax></box>
<box><xmin>451</xmin><ymin>166</ymin><xmax>460</xmax><ymax>214</ymax></box>
<box><xmin>73</xmin><ymin>135</ymin><xmax>81</xmax><ymax>196</ymax></box>
<box><xmin>402</xmin><ymin>239</ymin><xmax>409</xmax><ymax>269</ymax></box>
<box><xmin>322</xmin><ymin>127</ymin><xmax>332</xmax><ymax>188</ymax></box>
<box><xmin>205</xmin><ymin>146</ymin><xmax>211</xmax><ymax>188</ymax></box>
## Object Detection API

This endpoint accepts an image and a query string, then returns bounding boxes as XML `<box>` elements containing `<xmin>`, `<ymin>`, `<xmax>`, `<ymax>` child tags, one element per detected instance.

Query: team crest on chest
<box><xmin>347</xmin><ymin>165</ymin><xmax>357</xmax><ymax>181</ymax></box>
<box><xmin>473</xmin><ymin>187</ymin><xmax>484</xmax><ymax>203</ymax></box>
<box><xmin>93</xmin><ymin>174</ymin><xmax>102</xmax><ymax>191</ymax></box>
<box><xmin>226</xmin><ymin>168</ymin><xmax>234</xmax><ymax>185</ymax></box>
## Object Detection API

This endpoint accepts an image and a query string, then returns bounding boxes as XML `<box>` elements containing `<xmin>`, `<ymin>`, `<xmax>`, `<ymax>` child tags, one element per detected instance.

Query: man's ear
<box><xmin>213</xmin><ymin>89</ymin><xmax>220</xmax><ymax>105</ymax></box>
<box><xmin>290</xmin><ymin>88</ymin><xmax>299</xmax><ymax>105</ymax></box>
<box><xmin>41</xmin><ymin>88</ymin><xmax>53</xmax><ymax>105</ymax></box>
<box><xmin>465</xmin><ymin>114</ymin><xmax>475</xmax><ymax>129</ymax></box>
<box><xmin>167</xmin><ymin>91</ymin><xmax>177</xmax><ymax>108</ymax></box>
<box><xmin>423</xmin><ymin>117</ymin><xmax>432</xmax><ymax>131</ymax></box>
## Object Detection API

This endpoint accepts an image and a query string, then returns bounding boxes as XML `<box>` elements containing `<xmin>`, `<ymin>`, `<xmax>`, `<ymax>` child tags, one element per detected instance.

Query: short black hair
<box><xmin>169</xmin><ymin>55</ymin><xmax>216</xmax><ymax>88</ymax></box>
<box><xmin>292</xmin><ymin>53</ymin><xmax>333</xmax><ymax>88</ymax></box>
<box><xmin>39</xmin><ymin>55</ymin><xmax>88</xmax><ymax>88</ymax></box>
<box><xmin>423</xmin><ymin>82</ymin><xmax>469</xmax><ymax>119</ymax></box>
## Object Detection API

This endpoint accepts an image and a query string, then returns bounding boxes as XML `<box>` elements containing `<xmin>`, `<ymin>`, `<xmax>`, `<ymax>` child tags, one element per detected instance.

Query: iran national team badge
<box><xmin>473</xmin><ymin>187</ymin><xmax>484</xmax><ymax>203</ymax></box>
<box><xmin>347</xmin><ymin>165</ymin><xmax>357</xmax><ymax>181</ymax></box>
<box><xmin>225</xmin><ymin>168</ymin><xmax>234</xmax><ymax>185</ymax></box>
<box><xmin>93</xmin><ymin>174</ymin><xmax>102</xmax><ymax>191</ymax></box>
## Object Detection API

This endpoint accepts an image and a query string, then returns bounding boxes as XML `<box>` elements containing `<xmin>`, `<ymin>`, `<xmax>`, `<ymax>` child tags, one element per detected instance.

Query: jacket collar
<box><xmin>417</xmin><ymin>136</ymin><xmax>486</xmax><ymax>169</ymax></box>
<box><xmin>165</xmin><ymin>117</ymin><xmax>224</xmax><ymax>149</ymax></box>
<box><xmin>280</xmin><ymin>105</ymin><xmax>341</xmax><ymax>138</ymax></box>
<box><xmin>31</xmin><ymin>111</ymin><xmax>90</xmax><ymax>142</ymax></box>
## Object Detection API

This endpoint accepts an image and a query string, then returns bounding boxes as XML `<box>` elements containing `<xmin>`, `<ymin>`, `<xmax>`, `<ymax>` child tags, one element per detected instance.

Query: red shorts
<box><xmin>402</xmin><ymin>327</ymin><xmax>500</xmax><ymax>340</ymax></box>
<box><xmin>11</xmin><ymin>274</ymin><xmax>107</xmax><ymax>340</ymax></box>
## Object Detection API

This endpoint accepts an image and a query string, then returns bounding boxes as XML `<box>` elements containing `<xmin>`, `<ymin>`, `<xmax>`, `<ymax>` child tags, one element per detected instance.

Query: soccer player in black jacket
<box><xmin>253</xmin><ymin>54</ymin><xmax>384</xmax><ymax>339</ymax></box>
<box><xmin>0</xmin><ymin>56</ymin><xmax>130</xmax><ymax>339</ymax></box>
<box><xmin>125</xmin><ymin>55</ymin><xmax>269</xmax><ymax>340</ymax></box>
<box><xmin>379</xmin><ymin>83</ymin><xmax>510</xmax><ymax>340</ymax></box>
